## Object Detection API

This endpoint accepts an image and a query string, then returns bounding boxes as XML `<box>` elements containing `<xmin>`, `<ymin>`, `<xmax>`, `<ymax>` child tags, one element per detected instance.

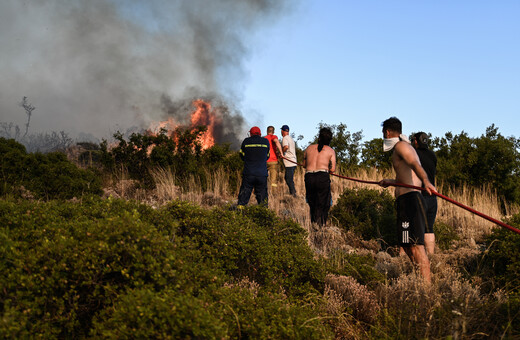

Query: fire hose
<box><xmin>281</xmin><ymin>156</ymin><xmax>520</xmax><ymax>235</ymax></box>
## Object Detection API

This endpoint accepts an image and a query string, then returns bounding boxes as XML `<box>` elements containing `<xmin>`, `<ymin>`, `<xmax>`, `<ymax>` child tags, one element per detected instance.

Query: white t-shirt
<box><xmin>282</xmin><ymin>134</ymin><xmax>297</xmax><ymax>167</ymax></box>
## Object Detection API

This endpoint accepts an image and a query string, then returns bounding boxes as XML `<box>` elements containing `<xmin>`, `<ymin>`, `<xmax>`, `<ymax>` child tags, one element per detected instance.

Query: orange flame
<box><xmin>190</xmin><ymin>99</ymin><xmax>216</xmax><ymax>149</ymax></box>
<box><xmin>149</xmin><ymin>99</ymin><xmax>218</xmax><ymax>150</ymax></box>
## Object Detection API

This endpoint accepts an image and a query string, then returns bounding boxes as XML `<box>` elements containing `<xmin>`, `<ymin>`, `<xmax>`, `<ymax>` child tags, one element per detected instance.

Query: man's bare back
<box><xmin>303</xmin><ymin>144</ymin><xmax>336</xmax><ymax>173</ymax></box>
<box><xmin>380</xmin><ymin>140</ymin><xmax>435</xmax><ymax>197</ymax></box>
<box><xmin>392</xmin><ymin>141</ymin><xmax>427</xmax><ymax>197</ymax></box>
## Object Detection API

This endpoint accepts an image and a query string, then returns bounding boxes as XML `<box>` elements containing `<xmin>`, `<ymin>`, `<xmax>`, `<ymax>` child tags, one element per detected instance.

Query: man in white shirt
<box><xmin>280</xmin><ymin>125</ymin><xmax>297</xmax><ymax>197</ymax></box>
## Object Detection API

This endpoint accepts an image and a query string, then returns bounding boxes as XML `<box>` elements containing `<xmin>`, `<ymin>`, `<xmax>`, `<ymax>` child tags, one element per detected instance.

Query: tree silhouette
<box><xmin>20</xmin><ymin>96</ymin><xmax>35</xmax><ymax>138</ymax></box>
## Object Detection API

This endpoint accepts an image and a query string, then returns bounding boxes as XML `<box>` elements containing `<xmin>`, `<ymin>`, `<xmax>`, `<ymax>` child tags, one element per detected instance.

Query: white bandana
<box><xmin>383</xmin><ymin>134</ymin><xmax>410</xmax><ymax>152</ymax></box>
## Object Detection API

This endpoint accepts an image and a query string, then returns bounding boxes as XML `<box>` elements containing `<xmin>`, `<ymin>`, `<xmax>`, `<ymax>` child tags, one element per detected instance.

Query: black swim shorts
<box><xmin>395</xmin><ymin>191</ymin><xmax>428</xmax><ymax>246</ymax></box>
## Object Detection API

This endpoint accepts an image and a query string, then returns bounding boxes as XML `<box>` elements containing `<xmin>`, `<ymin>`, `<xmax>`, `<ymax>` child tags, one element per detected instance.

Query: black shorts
<box><xmin>422</xmin><ymin>194</ymin><xmax>437</xmax><ymax>234</ymax></box>
<box><xmin>396</xmin><ymin>191</ymin><xmax>428</xmax><ymax>246</ymax></box>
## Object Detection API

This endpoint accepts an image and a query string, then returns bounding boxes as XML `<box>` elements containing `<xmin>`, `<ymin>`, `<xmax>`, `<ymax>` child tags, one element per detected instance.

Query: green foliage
<box><xmin>0</xmin><ymin>137</ymin><xmax>102</xmax><ymax>199</ymax></box>
<box><xmin>433</xmin><ymin>125</ymin><xmax>520</xmax><ymax>203</ymax></box>
<box><xmin>100</xmin><ymin>128</ymin><xmax>243</xmax><ymax>191</ymax></box>
<box><xmin>435</xmin><ymin>221</ymin><xmax>460</xmax><ymax>251</ymax></box>
<box><xmin>92</xmin><ymin>284</ymin><xmax>333</xmax><ymax>339</ymax></box>
<box><xmin>0</xmin><ymin>198</ymin><xmax>332</xmax><ymax>337</ymax></box>
<box><xmin>330</xmin><ymin>188</ymin><xmax>397</xmax><ymax>247</ymax></box>
<box><xmin>166</xmin><ymin>203</ymin><xmax>326</xmax><ymax>296</ymax></box>
<box><xmin>91</xmin><ymin>288</ymin><xmax>228</xmax><ymax>339</ymax></box>
<box><xmin>481</xmin><ymin>213</ymin><xmax>520</xmax><ymax>295</ymax></box>
<box><xmin>324</xmin><ymin>250</ymin><xmax>385</xmax><ymax>288</ymax></box>
<box><xmin>360</xmin><ymin>138</ymin><xmax>392</xmax><ymax>170</ymax></box>
<box><xmin>310</xmin><ymin>122</ymin><xmax>363</xmax><ymax>168</ymax></box>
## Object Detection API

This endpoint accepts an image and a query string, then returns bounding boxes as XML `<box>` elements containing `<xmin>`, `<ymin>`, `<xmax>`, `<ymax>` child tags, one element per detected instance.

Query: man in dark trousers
<box><xmin>237</xmin><ymin>126</ymin><xmax>270</xmax><ymax>207</ymax></box>
<box><xmin>303</xmin><ymin>127</ymin><xmax>336</xmax><ymax>226</ymax></box>
<box><xmin>412</xmin><ymin>131</ymin><xmax>438</xmax><ymax>255</ymax></box>
<box><xmin>280</xmin><ymin>124</ymin><xmax>297</xmax><ymax>197</ymax></box>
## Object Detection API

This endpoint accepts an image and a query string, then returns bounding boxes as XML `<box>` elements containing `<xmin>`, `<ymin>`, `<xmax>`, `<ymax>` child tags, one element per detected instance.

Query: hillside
<box><xmin>1</xmin><ymin>136</ymin><xmax>520</xmax><ymax>338</ymax></box>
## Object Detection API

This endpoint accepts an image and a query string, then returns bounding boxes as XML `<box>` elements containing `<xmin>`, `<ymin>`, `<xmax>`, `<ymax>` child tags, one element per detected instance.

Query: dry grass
<box><xmin>437</xmin><ymin>183</ymin><xmax>519</xmax><ymax>242</ymax></box>
<box><xmin>107</xmin><ymin>164</ymin><xmax>517</xmax><ymax>253</ymax></box>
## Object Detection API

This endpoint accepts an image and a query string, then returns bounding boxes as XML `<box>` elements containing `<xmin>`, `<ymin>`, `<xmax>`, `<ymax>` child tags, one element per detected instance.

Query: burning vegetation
<box><xmin>148</xmin><ymin>99</ymin><xmax>221</xmax><ymax>150</ymax></box>
<box><xmin>150</xmin><ymin>96</ymin><xmax>244</xmax><ymax>151</ymax></box>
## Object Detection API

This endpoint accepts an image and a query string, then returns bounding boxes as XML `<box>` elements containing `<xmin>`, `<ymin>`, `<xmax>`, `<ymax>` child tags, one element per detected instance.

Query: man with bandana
<box><xmin>412</xmin><ymin>131</ymin><xmax>438</xmax><ymax>255</ymax></box>
<box><xmin>379</xmin><ymin>117</ymin><xmax>436</xmax><ymax>284</ymax></box>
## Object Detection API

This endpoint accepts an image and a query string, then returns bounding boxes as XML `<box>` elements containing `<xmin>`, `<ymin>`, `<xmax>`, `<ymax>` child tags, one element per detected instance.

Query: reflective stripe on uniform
<box><xmin>244</xmin><ymin>144</ymin><xmax>268</xmax><ymax>148</ymax></box>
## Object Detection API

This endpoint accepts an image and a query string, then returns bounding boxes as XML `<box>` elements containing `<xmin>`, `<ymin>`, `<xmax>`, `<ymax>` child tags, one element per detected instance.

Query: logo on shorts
<box><xmin>402</xmin><ymin>230</ymin><xmax>409</xmax><ymax>243</ymax></box>
<box><xmin>401</xmin><ymin>221</ymin><xmax>410</xmax><ymax>243</ymax></box>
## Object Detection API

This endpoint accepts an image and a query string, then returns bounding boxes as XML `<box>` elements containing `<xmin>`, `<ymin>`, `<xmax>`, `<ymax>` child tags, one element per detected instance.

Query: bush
<box><xmin>91</xmin><ymin>288</ymin><xmax>227</xmax><ymax>339</ymax></box>
<box><xmin>92</xmin><ymin>283</ymin><xmax>334</xmax><ymax>339</ymax></box>
<box><xmin>434</xmin><ymin>125</ymin><xmax>520</xmax><ymax>204</ymax></box>
<box><xmin>0</xmin><ymin>137</ymin><xmax>102</xmax><ymax>199</ymax></box>
<box><xmin>330</xmin><ymin>188</ymin><xmax>396</xmax><ymax>247</ymax></box>
<box><xmin>101</xmin><ymin>129</ymin><xmax>243</xmax><ymax>191</ymax></box>
<box><xmin>0</xmin><ymin>198</ymin><xmax>333</xmax><ymax>337</ymax></box>
<box><xmin>435</xmin><ymin>221</ymin><xmax>460</xmax><ymax>251</ymax></box>
<box><xmin>0</xmin><ymin>199</ymin><xmax>218</xmax><ymax>337</ymax></box>
<box><xmin>323</xmin><ymin>251</ymin><xmax>385</xmax><ymax>288</ymax></box>
<box><xmin>481</xmin><ymin>213</ymin><xmax>520</xmax><ymax>295</ymax></box>
<box><xmin>165</xmin><ymin>202</ymin><xmax>326</xmax><ymax>296</ymax></box>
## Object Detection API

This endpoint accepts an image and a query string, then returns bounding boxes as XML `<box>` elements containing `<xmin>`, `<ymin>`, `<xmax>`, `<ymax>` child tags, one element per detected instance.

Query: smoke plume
<box><xmin>0</xmin><ymin>0</ymin><xmax>294</xmax><ymax>144</ymax></box>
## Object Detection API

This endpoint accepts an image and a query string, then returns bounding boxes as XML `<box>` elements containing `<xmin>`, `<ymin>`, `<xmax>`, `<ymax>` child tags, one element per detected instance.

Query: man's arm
<box><xmin>239</xmin><ymin>141</ymin><xmax>245</xmax><ymax>161</ymax></box>
<box><xmin>274</xmin><ymin>138</ymin><xmax>283</xmax><ymax>157</ymax></box>
<box><xmin>329</xmin><ymin>148</ymin><xmax>336</xmax><ymax>173</ymax></box>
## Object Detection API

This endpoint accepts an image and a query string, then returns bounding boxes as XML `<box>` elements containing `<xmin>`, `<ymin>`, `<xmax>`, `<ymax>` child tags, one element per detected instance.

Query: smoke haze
<box><xmin>0</xmin><ymin>0</ymin><xmax>294</xmax><ymax>143</ymax></box>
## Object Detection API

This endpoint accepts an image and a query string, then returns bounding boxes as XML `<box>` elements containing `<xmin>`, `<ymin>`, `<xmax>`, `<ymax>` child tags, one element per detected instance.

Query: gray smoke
<box><xmin>0</xmin><ymin>0</ymin><xmax>294</xmax><ymax>144</ymax></box>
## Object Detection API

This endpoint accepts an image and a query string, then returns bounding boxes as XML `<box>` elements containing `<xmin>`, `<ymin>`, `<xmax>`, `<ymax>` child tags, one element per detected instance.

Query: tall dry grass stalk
<box><xmin>103</xmin><ymin>165</ymin><xmax>145</xmax><ymax>200</ymax></box>
<box><xmin>152</xmin><ymin>167</ymin><xmax>179</xmax><ymax>201</ymax></box>
<box><xmin>117</xmin><ymin>163</ymin><xmax>517</xmax><ymax>253</ymax></box>
<box><xmin>437</xmin><ymin>182</ymin><xmax>519</xmax><ymax>242</ymax></box>
<box><xmin>145</xmin><ymin>164</ymin><xmax>518</xmax><ymax>254</ymax></box>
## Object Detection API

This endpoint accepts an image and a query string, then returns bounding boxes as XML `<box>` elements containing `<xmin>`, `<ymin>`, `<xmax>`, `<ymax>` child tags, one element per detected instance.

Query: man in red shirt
<box><xmin>264</xmin><ymin>126</ymin><xmax>283</xmax><ymax>190</ymax></box>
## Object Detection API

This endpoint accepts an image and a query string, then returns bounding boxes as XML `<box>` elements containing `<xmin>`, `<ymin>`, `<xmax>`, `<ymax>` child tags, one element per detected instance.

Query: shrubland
<box><xmin>2</xmin><ymin>123</ymin><xmax>520</xmax><ymax>338</ymax></box>
<box><xmin>1</xmin><ymin>198</ymin><xmax>332</xmax><ymax>338</ymax></box>
<box><xmin>0</xmin><ymin>137</ymin><xmax>102</xmax><ymax>200</ymax></box>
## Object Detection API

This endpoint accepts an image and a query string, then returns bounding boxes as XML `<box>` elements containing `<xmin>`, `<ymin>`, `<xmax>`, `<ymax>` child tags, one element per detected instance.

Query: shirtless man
<box><xmin>303</xmin><ymin>127</ymin><xmax>336</xmax><ymax>226</ymax></box>
<box><xmin>379</xmin><ymin>117</ymin><xmax>436</xmax><ymax>284</ymax></box>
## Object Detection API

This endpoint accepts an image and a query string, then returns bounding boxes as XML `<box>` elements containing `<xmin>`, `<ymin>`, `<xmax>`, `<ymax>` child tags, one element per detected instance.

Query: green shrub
<box><xmin>0</xmin><ymin>137</ymin><xmax>102</xmax><ymax>200</ymax></box>
<box><xmin>208</xmin><ymin>284</ymin><xmax>334</xmax><ymax>339</ymax></box>
<box><xmin>165</xmin><ymin>202</ymin><xmax>326</xmax><ymax>296</ymax></box>
<box><xmin>0</xmin><ymin>199</ymin><xmax>222</xmax><ymax>337</ymax></box>
<box><xmin>330</xmin><ymin>188</ymin><xmax>396</xmax><ymax>247</ymax></box>
<box><xmin>0</xmin><ymin>198</ymin><xmax>332</xmax><ymax>337</ymax></box>
<box><xmin>323</xmin><ymin>250</ymin><xmax>385</xmax><ymax>288</ymax></box>
<box><xmin>101</xmin><ymin>129</ymin><xmax>243</xmax><ymax>191</ymax></box>
<box><xmin>435</xmin><ymin>221</ymin><xmax>460</xmax><ymax>251</ymax></box>
<box><xmin>481</xmin><ymin>213</ymin><xmax>520</xmax><ymax>294</ymax></box>
<box><xmin>93</xmin><ymin>285</ymin><xmax>334</xmax><ymax>339</ymax></box>
<box><xmin>91</xmin><ymin>288</ymin><xmax>227</xmax><ymax>339</ymax></box>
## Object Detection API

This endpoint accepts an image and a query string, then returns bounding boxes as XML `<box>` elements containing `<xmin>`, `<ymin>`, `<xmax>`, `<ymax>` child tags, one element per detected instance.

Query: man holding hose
<box><xmin>380</xmin><ymin>117</ymin><xmax>436</xmax><ymax>284</ymax></box>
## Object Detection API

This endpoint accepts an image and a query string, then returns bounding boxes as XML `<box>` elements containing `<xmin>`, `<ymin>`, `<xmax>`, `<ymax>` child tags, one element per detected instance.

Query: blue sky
<box><xmin>242</xmin><ymin>1</ymin><xmax>519</xmax><ymax>146</ymax></box>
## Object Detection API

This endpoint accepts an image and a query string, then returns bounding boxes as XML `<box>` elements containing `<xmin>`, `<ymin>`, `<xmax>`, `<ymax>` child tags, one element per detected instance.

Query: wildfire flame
<box><xmin>190</xmin><ymin>99</ymin><xmax>217</xmax><ymax>149</ymax></box>
<box><xmin>149</xmin><ymin>99</ymin><xmax>218</xmax><ymax>150</ymax></box>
